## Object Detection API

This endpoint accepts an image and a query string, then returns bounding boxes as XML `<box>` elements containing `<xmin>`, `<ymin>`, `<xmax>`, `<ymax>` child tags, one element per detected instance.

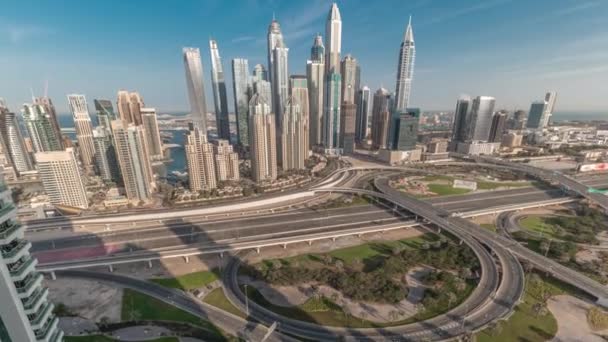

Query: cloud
<box><xmin>427</xmin><ymin>0</ymin><xmax>512</xmax><ymax>24</ymax></box>
<box><xmin>2</xmin><ymin>24</ymin><xmax>52</xmax><ymax>43</ymax></box>
<box><xmin>231</xmin><ymin>36</ymin><xmax>256</xmax><ymax>44</ymax></box>
<box><xmin>529</xmin><ymin>0</ymin><xmax>603</xmax><ymax>23</ymax></box>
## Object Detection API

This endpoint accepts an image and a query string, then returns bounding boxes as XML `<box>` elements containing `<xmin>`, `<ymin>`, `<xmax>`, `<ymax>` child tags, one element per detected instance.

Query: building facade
<box><xmin>340</xmin><ymin>54</ymin><xmax>358</xmax><ymax>104</ymax></box>
<box><xmin>232</xmin><ymin>58</ymin><xmax>251</xmax><ymax>147</ymax></box>
<box><xmin>340</xmin><ymin>102</ymin><xmax>356</xmax><ymax>153</ymax></box>
<box><xmin>324</xmin><ymin>72</ymin><xmax>342</xmax><ymax>152</ymax></box>
<box><xmin>465</xmin><ymin>96</ymin><xmax>496</xmax><ymax>142</ymax></box>
<box><xmin>35</xmin><ymin>148</ymin><xmax>88</xmax><ymax>209</ymax></box>
<box><xmin>183</xmin><ymin>47</ymin><xmax>208</xmax><ymax>133</ymax></box>
<box><xmin>489</xmin><ymin>111</ymin><xmax>508</xmax><ymax>142</ymax></box>
<box><xmin>209</xmin><ymin>39</ymin><xmax>231</xmax><ymax>140</ymax></box>
<box><xmin>0</xmin><ymin>105</ymin><xmax>33</xmax><ymax>175</ymax></box>
<box><xmin>94</xmin><ymin>99</ymin><xmax>117</xmax><ymax>132</ymax></box>
<box><xmin>185</xmin><ymin>128</ymin><xmax>217</xmax><ymax>191</ymax></box>
<box><xmin>527</xmin><ymin>101</ymin><xmax>549</xmax><ymax>130</ymax></box>
<box><xmin>117</xmin><ymin>91</ymin><xmax>144</xmax><ymax>126</ymax></box>
<box><xmin>93</xmin><ymin>126</ymin><xmax>120</xmax><ymax>183</ymax></box>
<box><xmin>356</xmin><ymin>86</ymin><xmax>371</xmax><ymax>142</ymax></box>
<box><xmin>67</xmin><ymin>94</ymin><xmax>96</xmax><ymax>169</ymax></box>
<box><xmin>394</xmin><ymin>17</ymin><xmax>416</xmax><ymax>111</ymax></box>
<box><xmin>392</xmin><ymin>108</ymin><xmax>420</xmax><ymax>151</ymax></box>
<box><xmin>281</xmin><ymin>96</ymin><xmax>306</xmax><ymax>170</ymax></box>
<box><xmin>33</xmin><ymin>96</ymin><xmax>63</xmax><ymax>150</ymax></box>
<box><xmin>289</xmin><ymin>75</ymin><xmax>309</xmax><ymax>154</ymax></box>
<box><xmin>140</xmin><ymin>107</ymin><xmax>163</xmax><ymax>160</ymax></box>
<box><xmin>306</xmin><ymin>34</ymin><xmax>325</xmax><ymax>147</ymax></box>
<box><xmin>371</xmin><ymin>88</ymin><xmax>391</xmax><ymax>149</ymax></box>
<box><xmin>21</xmin><ymin>104</ymin><xmax>62</xmax><ymax>153</ymax></box>
<box><xmin>214</xmin><ymin>140</ymin><xmax>240</xmax><ymax>181</ymax></box>
<box><xmin>249</xmin><ymin>94</ymin><xmax>277</xmax><ymax>182</ymax></box>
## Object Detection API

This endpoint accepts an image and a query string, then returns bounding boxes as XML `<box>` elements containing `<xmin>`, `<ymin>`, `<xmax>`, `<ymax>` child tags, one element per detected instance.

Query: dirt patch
<box><xmin>548</xmin><ymin>295</ymin><xmax>608</xmax><ymax>342</ymax></box>
<box><xmin>46</xmin><ymin>278</ymin><xmax>122</xmax><ymax>322</ymax></box>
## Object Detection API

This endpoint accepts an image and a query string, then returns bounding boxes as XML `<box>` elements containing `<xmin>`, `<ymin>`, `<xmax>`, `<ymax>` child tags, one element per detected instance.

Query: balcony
<box><xmin>16</xmin><ymin>273</ymin><xmax>43</xmax><ymax>299</ymax></box>
<box><xmin>46</xmin><ymin>329</ymin><xmax>63</xmax><ymax>342</ymax></box>
<box><xmin>34</xmin><ymin>317</ymin><xmax>58</xmax><ymax>342</ymax></box>
<box><xmin>29</xmin><ymin>302</ymin><xmax>54</xmax><ymax>330</ymax></box>
<box><xmin>0</xmin><ymin>220</ymin><xmax>21</xmax><ymax>245</ymax></box>
<box><xmin>1</xmin><ymin>239</ymin><xmax>31</xmax><ymax>264</ymax></box>
<box><xmin>22</xmin><ymin>288</ymin><xmax>49</xmax><ymax>315</ymax></box>
<box><xmin>0</xmin><ymin>203</ymin><xmax>15</xmax><ymax>223</ymax></box>
<box><xmin>9</xmin><ymin>256</ymin><xmax>37</xmax><ymax>281</ymax></box>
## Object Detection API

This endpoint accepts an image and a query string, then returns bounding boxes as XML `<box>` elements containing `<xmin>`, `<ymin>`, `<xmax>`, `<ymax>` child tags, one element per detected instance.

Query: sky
<box><xmin>1</xmin><ymin>0</ymin><xmax>607</xmax><ymax>114</ymax></box>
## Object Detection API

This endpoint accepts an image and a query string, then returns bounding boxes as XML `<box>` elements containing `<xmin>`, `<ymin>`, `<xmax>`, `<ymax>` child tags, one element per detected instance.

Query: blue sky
<box><xmin>1</xmin><ymin>0</ymin><xmax>607</xmax><ymax>114</ymax></box>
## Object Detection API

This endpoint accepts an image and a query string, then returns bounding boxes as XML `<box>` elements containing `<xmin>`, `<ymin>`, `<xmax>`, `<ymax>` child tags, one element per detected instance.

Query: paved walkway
<box><xmin>108</xmin><ymin>325</ymin><xmax>172</xmax><ymax>341</ymax></box>
<box><xmin>59</xmin><ymin>317</ymin><xmax>98</xmax><ymax>336</ymax></box>
<box><xmin>548</xmin><ymin>295</ymin><xmax>608</xmax><ymax>342</ymax></box>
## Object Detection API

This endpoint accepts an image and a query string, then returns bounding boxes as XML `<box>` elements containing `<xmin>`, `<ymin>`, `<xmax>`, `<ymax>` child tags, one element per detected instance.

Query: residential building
<box><xmin>272</xmin><ymin>38</ymin><xmax>289</xmax><ymax>132</ymax></box>
<box><xmin>371</xmin><ymin>88</ymin><xmax>391</xmax><ymax>149</ymax></box>
<box><xmin>509</xmin><ymin>109</ymin><xmax>527</xmax><ymax>130</ymax></box>
<box><xmin>214</xmin><ymin>140</ymin><xmax>239</xmax><ymax>181</ymax></box>
<box><xmin>185</xmin><ymin>128</ymin><xmax>217</xmax><ymax>191</ymax></box>
<box><xmin>21</xmin><ymin>104</ymin><xmax>62</xmax><ymax>153</ymax></box>
<box><xmin>392</xmin><ymin>108</ymin><xmax>420</xmax><ymax>151</ymax></box>
<box><xmin>183</xmin><ymin>47</ymin><xmax>208</xmax><ymax>133</ymax></box>
<box><xmin>306</xmin><ymin>34</ymin><xmax>325</xmax><ymax>147</ymax></box>
<box><xmin>94</xmin><ymin>99</ymin><xmax>117</xmax><ymax>132</ymax></box>
<box><xmin>267</xmin><ymin>17</ymin><xmax>284</xmax><ymax>97</ymax></box>
<box><xmin>324</xmin><ymin>72</ymin><xmax>342</xmax><ymax>152</ymax></box>
<box><xmin>465</xmin><ymin>96</ymin><xmax>496</xmax><ymax>142</ymax></box>
<box><xmin>33</xmin><ymin>96</ymin><xmax>63</xmax><ymax>149</ymax></box>
<box><xmin>450</xmin><ymin>96</ymin><xmax>471</xmax><ymax>151</ymax></box>
<box><xmin>544</xmin><ymin>91</ymin><xmax>557</xmax><ymax>125</ymax></box>
<box><xmin>281</xmin><ymin>96</ymin><xmax>306</xmax><ymax>170</ymax></box>
<box><xmin>289</xmin><ymin>75</ymin><xmax>309</xmax><ymax>154</ymax></box>
<box><xmin>35</xmin><ymin>148</ymin><xmax>88</xmax><ymax>208</ymax></box>
<box><xmin>340</xmin><ymin>54</ymin><xmax>358</xmax><ymax>104</ymax></box>
<box><xmin>249</xmin><ymin>94</ymin><xmax>277</xmax><ymax>182</ymax></box>
<box><xmin>67</xmin><ymin>94</ymin><xmax>95</xmax><ymax>168</ymax></box>
<box><xmin>0</xmin><ymin>174</ymin><xmax>63</xmax><ymax>342</ymax></box>
<box><xmin>489</xmin><ymin>111</ymin><xmax>508</xmax><ymax>142</ymax></box>
<box><xmin>0</xmin><ymin>104</ymin><xmax>33</xmax><ymax>175</ymax></box>
<box><xmin>93</xmin><ymin>127</ymin><xmax>120</xmax><ymax>183</ymax></box>
<box><xmin>356</xmin><ymin>86</ymin><xmax>371</xmax><ymax>142</ymax></box>
<box><xmin>209</xmin><ymin>39</ymin><xmax>231</xmax><ymax>140</ymax></box>
<box><xmin>501</xmin><ymin>132</ymin><xmax>523</xmax><ymax>148</ymax></box>
<box><xmin>456</xmin><ymin>141</ymin><xmax>501</xmax><ymax>156</ymax></box>
<box><xmin>325</xmin><ymin>3</ymin><xmax>342</xmax><ymax>76</ymax></box>
<box><xmin>232</xmin><ymin>58</ymin><xmax>251</xmax><ymax>147</ymax></box>
<box><xmin>111</xmin><ymin>121</ymin><xmax>155</xmax><ymax>204</ymax></box>
<box><xmin>394</xmin><ymin>16</ymin><xmax>416</xmax><ymax>111</ymax></box>
<box><xmin>140</xmin><ymin>107</ymin><xmax>163</xmax><ymax>160</ymax></box>
<box><xmin>527</xmin><ymin>101</ymin><xmax>549</xmax><ymax>129</ymax></box>
<box><xmin>117</xmin><ymin>91</ymin><xmax>144</xmax><ymax>126</ymax></box>
<box><xmin>253</xmin><ymin>80</ymin><xmax>272</xmax><ymax>112</ymax></box>
<box><xmin>252</xmin><ymin>64</ymin><xmax>268</xmax><ymax>82</ymax></box>
<box><xmin>340</xmin><ymin>102</ymin><xmax>356</xmax><ymax>153</ymax></box>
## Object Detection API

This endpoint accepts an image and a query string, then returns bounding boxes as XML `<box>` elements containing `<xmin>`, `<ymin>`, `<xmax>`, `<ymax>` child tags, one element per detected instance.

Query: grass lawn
<box><xmin>203</xmin><ymin>287</ymin><xmax>246</xmax><ymax>318</ymax></box>
<box><xmin>519</xmin><ymin>216</ymin><xmax>561</xmax><ymax>240</ymax></box>
<box><xmin>477</xmin><ymin>181</ymin><xmax>531</xmax><ymax>190</ymax></box>
<box><xmin>150</xmin><ymin>270</ymin><xmax>219</xmax><ymax>291</ymax></box>
<box><xmin>65</xmin><ymin>336</ymin><xmax>178</xmax><ymax>342</ymax></box>
<box><xmin>427</xmin><ymin>183</ymin><xmax>472</xmax><ymax>196</ymax></box>
<box><xmin>477</xmin><ymin>274</ymin><xmax>582</xmax><ymax>342</ymax></box>
<box><xmin>422</xmin><ymin>175</ymin><xmax>454</xmax><ymax>182</ymax></box>
<box><xmin>121</xmin><ymin>289</ymin><xmax>226</xmax><ymax>339</ymax></box>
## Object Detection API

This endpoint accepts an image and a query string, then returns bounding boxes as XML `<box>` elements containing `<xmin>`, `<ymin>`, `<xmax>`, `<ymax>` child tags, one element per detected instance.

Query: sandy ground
<box><xmin>45</xmin><ymin>277</ymin><xmax>123</xmax><ymax>322</ymax></box>
<box><xmin>240</xmin><ymin>266</ymin><xmax>430</xmax><ymax>323</ymax></box>
<box><xmin>548</xmin><ymin>295</ymin><xmax>608</xmax><ymax>342</ymax></box>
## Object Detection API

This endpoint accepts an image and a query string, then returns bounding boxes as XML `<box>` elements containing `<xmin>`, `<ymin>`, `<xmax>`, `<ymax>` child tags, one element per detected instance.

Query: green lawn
<box><xmin>203</xmin><ymin>287</ymin><xmax>246</xmax><ymax>318</ymax></box>
<box><xmin>427</xmin><ymin>183</ymin><xmax>472</xmax><ymax>196</ymax></box>
<box><xmin>65</xmin><ymin>336</ymin><xmax>178</xmax><ymax>342</ymax></box>
<box><xmin>477</xmin><ymin>274</ymin><xmax>581</xmax><ymax>342</ymax></box>
<box><xmin>150</xmin><ymin>270</ymin><xmax>219</xmax><ymax>291</ymax></box>
<box><xmin>121</xmin><ymin>289</ymin><xmax>225</xmax><ymax>338</ymax></box>
<box><xmin>519</xmin><ymin>216</ymin><xmax>561</xmax><ymax>239</ymax></box>
<box><xmin>422</xmin><ymin>175</ymin><xmax>454</xmax><ymax>182</ymax></box>
<box><xmin>328</xmin><ymin>234</ymin><xmax>438</xmax><ymax>264</ymax></box>
<box><xmin>477</xmin><ymin>181</ymin><xmax>531</xmax><ymax>190</ymax></box>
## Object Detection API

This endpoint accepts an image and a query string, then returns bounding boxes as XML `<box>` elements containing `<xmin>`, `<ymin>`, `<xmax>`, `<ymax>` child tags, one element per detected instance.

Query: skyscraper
<box><xmin>21</xmin><ymin>104</ymin><xmax>62</xmax><ymax>153</ymax></box>
<box><xmin>394</xmin><ymin>16</ymin><xmax>416</xmax><ymax>111</ymax></box>
<box><xmin>253</xmin><ymin>80</ymin><xmax>272</xmax><ymax>113</ymax></box>
<box><xmin>450</xmin><ymin>96</ymin><xmax>471</xmax><ymax>151</ymax></box>
<box><xmin>93</xmin><ymin>126</ymin><xmax>120</xmax><ymax>183</ymax></box>
<box><xmin>489</xmin><ymin>111</ymin><xmax>508</xmax><ymax>142</ymax></box>
<box><xmin>111</xmin><ymin>120</ymin><xmax>155</xmax><ymax>204</ymax></box>
<box><xmin>214</xmin><ymin>140</ymin><xmax>240</xmax><ymax>181</ymax></box>
<box><xmin>140</xmin><ymin>107</ymin><xmax>163</xmax><ymax>160</ymax></box>
<box><xmin>0</xmin><ymin>103</ymin><xmax>33</xmax><ymax>175</ymax></box>
<box><xmin>323</xmin><ymin>3</ymin><xmax>343</xmax><ymax>153</ymax></box>
<box><xmin>289</xmin><ymin>75</ymin><xmax>310</xmax><ymax>154</ymax></box>
<box><xmin>544</xmin><ymin>91</ymin><xmax>557</xmax><ymax>122</ymax></box>
<box><xmin>35</xmin><ymin>148</ymin><xmax>88</xmax><ymax>209</ymax></box>
<box><xmin>183</xmin><ymin>47</ymin><xmax>208</xmax><ymax>133</ymax></box>
<box><xmin>340</xmin><ymin>102</ymin><xmax>357</xmax><ymax>153</ymax></box>
<box><xmin>248</xmin><ymin>94</ymin><xmax>277</xmax><ymax>182</ymax></box>
<box><xmin>94</xmin><ymin>99</ymin><xmax>117</xmax><ymax>132</ymax></box>
<box><xmin>33</xmin><ymin>95</ymin><xmax>63</xmax><ymax>150</ymax></box>
<box><xmin>232</xmin><ymin>58</ymin><xmax>251</xmax><ymax>147</ymax></box>
<box><xmin>306</xmin><ymin>34</ymin><xmax>325</xmax><ymax>147</ymax></box>
<box><xmin>272</xmin><ymin>38</ymin><xmax>289</xmax><ymax>131</ymax></box>
<box><xmin>209</xmin><ymin>39</ymin><xmax>231</xmax><ymax>140</ymax></box>
<box><xmin>281</xmin><ymin>96</ymin><xmax>306</xmax><ymax>170</ymax></box>
<box><xmin>252</xmin><ymin>64</ymin><xmax>268</xmax><ymax>82</ymax></box>
<box><xmin>371</xmin><ymin>88</ymin><xmax>391</xmax><ymax>149</ymax></box>
<box><xmin>340</xmin><ymin>54</ymin><xmax>358</xmax><ymax>104</ymax></box>
<box><xmin>0</xmin><ymin>174</ymin><xmax>63</xmax><ymax>342</ymax></box>
<box><xmin>117</xmin><ymin>90</ymin><xmax>144</xmax><ymax>126</ymax></box>
<box><xmin>526</xmin><ymin>101</ymin><xmax>549</xmax><ymax>130</ymax></box>
<box><xmin>67</xmin><ymin>94</ymin><xmax>96</xmax><ymax>168</ymax></box>
<box><xmin>356</xmin><ymin>86</ymin><xmax>371</xmax><ymax>142</ymax></box>
<box><xmin>465</xmin><ymin>96</ymin><xmax>496</xmax><ymax>141</ymax></box>
<box><xmin>267</xmin><ymin>17</ymin><xmax>284</xmax><ymax>94</ymax></box>
<box><xmin>185</xmin><ymin>128</ymin><xmax>217</xmax><ymax>191</ymax></box>
<box><xmin>510</xmin><ymin>109</ymin><xmax>527</xmax><ymax>130</ymax></box>
<box><xmin>392</xmin><ymin>108</ymin><xmax>420</xmax><ymax>151</ymax></box>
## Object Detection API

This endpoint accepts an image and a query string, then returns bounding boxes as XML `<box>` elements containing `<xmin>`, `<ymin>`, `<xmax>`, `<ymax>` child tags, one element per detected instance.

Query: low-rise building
<box><xmin>456</xmin><ymin>141</ymin><xmax>501</xmax><ymax>156</ymax></box>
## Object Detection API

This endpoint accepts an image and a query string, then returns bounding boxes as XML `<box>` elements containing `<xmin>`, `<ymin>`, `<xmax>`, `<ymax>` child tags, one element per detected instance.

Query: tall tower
<box><xmin>466</xmin><ymin>96</ymin><xmax>496</xmax><ymax>141</ymax></box>
<box><xmin>214</xmin><ymin>140</ymin><xmax>240</xmax><ymax>181</ymax></box>
<box><xmin>267</xmin><ymin>17</ymin><xmax>284</xmax><ymax>97</ymax></box>
<box><xmin>395</xmin><ymin>16</ymin><xmax>416</xmax><ymax>111</ymax></box>
<box><xmin>392</xmin><ymin>108</ymin><xmax>420</xmax><ymax>151</ymax></box>
<box><xmin>289</xmin><ymin>75</ymin><xmax>309</xmax><ymax>154</ymax></box>
<box><xmin>94</xmin><ymin>99</ymin><xmax>117</xmax><ymax>132</ymax></box>
<box><xmin>306</xmin><ymin>34</ymin><xmax>325</xmax><ymax>148</ymax></box>
<box><xmin>185</xmin><ymin>128</ymin><xmax>217</xmax><ymax>191</ymax></box>
<box><xmin>248</xmin><ymin>93</ymin><xmax>277</xmax><ymax>182</ymax></box>
<box><xmin>355</xmin><ymin>86</ymin><xmax>371</xmax><ymax>142</ymax></box>
<box><xmin>209</xmin><ymin>39</ymin><xmax>231</xmax><ymax>140</ymax></box>
<box><xmin>22</xmin><ymin>104</ymin><xmax>63</xmax><ymax>153</ymax></box>
<box><xmin>450</xmin><ymin>96</ymin><xmax>472</xmax><ymax>151</ymax></box>
<box><xmin>526</xmin><ymin>101</ymin><xmax>549</xmax><ymax>130</ymax></box>
<box><xmin>140</xmin><ymin>107</ymin><xmax>163</xmax><ymax>160</ymax></box>
<box><xmin>232</xmin><ymin>58</ymin><xmax>251</xmax><ymax>147</ymax></box>
<box><xmin>371</xmin><ymin>88</ymin><xmax>391</xmax><ymax>149</ymax></box>
<box><xmin>35</xmin><ymin>148</ymin><xmax>89</xmax><ymax>208</ymax></box>
<box><xmin>67</xmin><ymin>94</ymin><xmax>95</xmax><ymax>168</ymax></box>
<box><xmin>183</xmin><ymin>47</ymin><xmax>208</xmax><ymax>133</ymax></box>
<box><xmin>281</xmin><ymin>96</ymin><xmax>307</xmax><ymax>170</ymax></box>
<box><xmin>0</xmin><ymin>174</ymin><xmax>63</xmax><ymax>342</ymax></box>
<box><xmin>252</xmin><ymin>64</ymin><xmax>268</xmax><ymax>82</ymax></box>
<box><xmin>111</xmin><ymin>120</ymin><xmax>155</xmax><ymax>204</ymax></box>
<box><xmin>544</xmin><ymin>91</ymin><xmax>557</xmax><ymax>124</ymax></box>
<box><xmin>117</xmin><ymin>91</ymin><xmax>144</xmax><ymax>126</ymax></box>
<box><xmin>340</xmin><ymin>54</ymin><xmax>358</xmax><ymax>104</ymax></box>
<box><xmin>93</xmin><ymin>126</ymin><xmax>120</xmax><ymax>183</ymax></box>
<box><xmin>272</xmin><ymin>37</ymin><xmax>289</xmax><ymax>131</ymax></box>
<box><xmin>33</xmin><ymin>95</ymin><xmax>63</xmax><ymax>149</ymax></box>
<box><xmin>340</xmin><ymin>102</ymin><xmax>357</xmax><ymax>153</ymax></box>
<box><xmin>0</xmin><ymin>103</ymin><xmax>34</xmax><ymax>174</ymax></box>
<box><xmin>489</xmin><ymin>111</ymin><xmax>508</xmax><ymax>142</ymax></box>
<box><xmin>324</xmin><ymin>3</ymin><xmax>343</xmax><ymax>153</ymax></box>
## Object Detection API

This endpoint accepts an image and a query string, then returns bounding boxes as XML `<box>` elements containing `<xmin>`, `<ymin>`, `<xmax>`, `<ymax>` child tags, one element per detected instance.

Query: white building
<box><xmin>67</xmin><ymin>94</ymin><xmax>95</xmax><ymax>168</ymax></box>
<box><xmin>394</xmin><ymin>16</ymin><xmax>415</xmax><ymax>111</ymax></box>
<box><xmin>185</xmin><ymin>128</ymin><xmax>217</xmax><ymax>191</ymax></box>
<box><xmin>35</xmin><ymin>148</ymin><xmax>88</xmax><ymax>209</ymax></box>
<box><xmin>183</xmin><ymin>47</ymin><xmax>208</xmax><ymax>133</ymax></box>
<box><xmin>214</xmin><ymin>140</ymin><xmax>240</xmax><ymax>182</ymax></box>
<box><xmin>249</xmin><ymin>94</ymin><xmax>277</xmax><ymax>182</ymax></box>
<box><xmin>457</xmin><ymin>141</ymin><xmax>501</xmax><ymax>156</ymax></box>
<box><xmin>140</xmin><ymin>107</ymin><xmax>163</xmax><ymax>160</ymax></box>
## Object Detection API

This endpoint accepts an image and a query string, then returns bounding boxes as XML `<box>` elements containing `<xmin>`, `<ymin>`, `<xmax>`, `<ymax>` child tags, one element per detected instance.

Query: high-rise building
<box><xmin>281</xmin><ymin>96</ymin><xmax>306</xmax><ymax>170</ymax></box>
<box><xmin>0</xmin><ymin>174</ymin><xmax>63</xmax><ymax>342</ymax></box>
<box><xmin>248</xmin><ymin>94</ymin><xmax>277</xmax><ymax>182</ymax></box>
<box><xmin>94</xmin><ymin>99</ymin><xmax>117</xmax><ymax>132</ymax></box>
<box><xmin>21</xmin><ymin>104</ymin><xmax>62</xmax><ymax>153</ymax></box>
<box><xmin>340</xmin><ymin>54</ymin><xmax>358</xmax><ymax>104</ymax></box>
<box><xmin>526</xmin><ymin>101</ymin><xmax>548</xmax><ymax>130</ymax></box>
<box><xmin>450</xmin><ymin>96</ymin><xmax>471</xmax><ymax>151</ymax></box>
<box><xmin>117</xmin><ymin>90</ymin><xmax>144</xmax><ymax>126</ymax></box>
<box><xmin>252</xmin><ymin>64</ymin><xmax>268</xmax><ymax>82</ymax></box>
<box><xmin>340</xmin><ymin>102</ymin><xmax>357</xmax><ymax>153</ymax></box>
<box><xmin>371</xmin><ymin>88</ymin><xmax>391</xmax><ymax>149</ymax></box>
<box><xmin>0</xmin><ymin>103</ymin><xmax>33</xmax><ymax>175</ymax></box>
<box><xmin>33</xmin><ymin>95</ymin><xmax>63</xmax><ymax>150</ymax></box>
<box><xmin>465</xmin><ymin>96</ymin><xmax>496</xmax><ymax>142</ymax></box>
<box><xmin>140</xmin><ymin>107</ymin><xmax>163</xmax><ymax>160</ymax></box>
<box><xmin>392</xmin><ymin>108</ymin><xmax>420</xmax><ymax>151</ymax></box>
<box><xmin>355</xmin><ymin>86</ymin><xmax>371</xmax><ymax>142</ymax></box>
<box><xmin>232</xmin><ymin>58</ymin><xmax>251</xmax><ymax>147</ymax></box>
<box><xmin>510</xmin><ymin>109</ymin><xmax>527</xmax><ymax>130</ymax></box>
<box><xmin>35</xmin><ymin>148</ymin><xmax>88</xmax><ymax>209</ymax></box>
<box><xmin>93</xmin><ymin>126</ymin><xmax>120</xmax><ymax>183</ymax></box>
<box><xmin>214</xmin><ymin>140</ymin><xmax>239</xmax><ymax>181</ymax></box>
<box><xmin>544</xmin><ymin>91</ymin><xmax>557</xmax><ymax>124</ymax></box>
<box><xmin>489</xmin><ymin>111</ymin><xmax>508</xmax><ymax>142</ymax></box>
<box><xmin>111</xmin><ymin>121</ymin><xmax>155</xmax><ymax>204</ymax></box>
<box><xmin>253</xmin><ymin>80</ymin><xmax>272</xmax><ymax>113</ymax></box>
<box><xmin>267</xmin><ymin>17</ymin><xmax>284</xmax><ymax>95</ymax></box>
<box><xmin>183</xmin><ymin>47</ymin><xmax>208</xmax><ymax>133</ymax></box>
<box><xmin>272</xmin><ymin>38</ymin><xmax>289</xmax><ymax>131</ymax></box>
<box><xmin>394</xmin><ymin>16</ymin><xmax>416</xmax><ymax>111</ymax></box>
<box><xmin>289</xmin><ymin>75</ymin><xmax>310</xmax><ymax>153</ymax></box>
<box><xmin>323</xmin><ymin>3</ymin><xmax>342</xmax><ymax>153</ymax></box>
<box><xmin>185</xmin><ymin>128</ymin><xmax>217</xmax><ymax>191</ymax></box>
<box><xmin>209</xmin><ymin>39</ymin><xmax>231</xmax><ymax>140</ymax></box>
<box><xmin>67</xmin><ymin>94</ymin><xmax>96</xmax><ymax>168</ymax></box>
<box><xmin>306</xmin><ymin>34</ymin><xmax>325</xmax><ymax>147</ymax></box>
